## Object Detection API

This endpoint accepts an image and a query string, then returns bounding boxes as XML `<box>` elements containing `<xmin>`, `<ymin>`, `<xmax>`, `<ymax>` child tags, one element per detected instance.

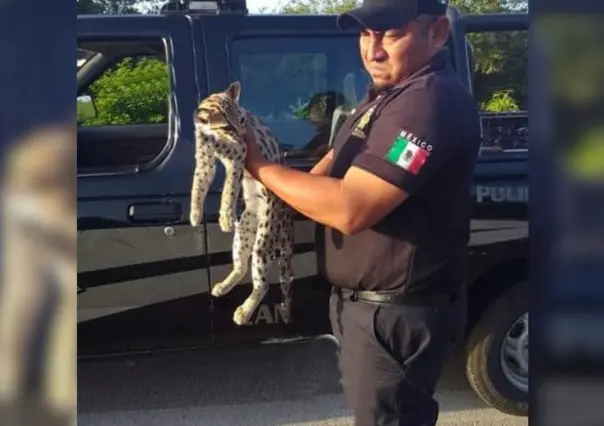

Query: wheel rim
<box><xmin>500</xmin><ymin>311</ymin><xmax>529</xmax><ymax>393</ymax></box>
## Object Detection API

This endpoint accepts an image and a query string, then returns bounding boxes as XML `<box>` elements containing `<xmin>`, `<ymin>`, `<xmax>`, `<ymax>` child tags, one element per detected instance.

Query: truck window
<box><xmin>468</xmin><ymin>29</ymin><xmax>528</xmax><ymax>153</ymax></box>
<box><xmin>77</xmin><ymin>38</ymin><xmax>172</xmax><ymax>174</ymax></box>
<box><xmin>229</xmin><ymin>35</ymin><xmax>369</xmax><ymax>161</ymax></box>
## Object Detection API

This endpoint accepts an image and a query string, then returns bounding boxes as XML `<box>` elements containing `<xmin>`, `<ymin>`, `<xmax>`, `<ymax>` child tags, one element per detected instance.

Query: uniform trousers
<box><xmin>329</xmin><ymin>287</ymin><xmax>467</xmax><ymax>426</ymax></box>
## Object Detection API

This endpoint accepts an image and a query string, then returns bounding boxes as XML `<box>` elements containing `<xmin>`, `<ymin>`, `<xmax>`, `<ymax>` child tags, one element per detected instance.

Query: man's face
<box><xmin>359</xmin><ymin>16</ymin><xmax>450</xmax><ymax>90</ymax></box>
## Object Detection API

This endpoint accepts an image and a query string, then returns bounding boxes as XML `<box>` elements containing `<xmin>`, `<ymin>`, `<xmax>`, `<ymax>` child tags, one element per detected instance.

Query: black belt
<box><xmin>334</xmin><ymin>287</ymin><xmax>457</xmax><ymax>307</ymax></box>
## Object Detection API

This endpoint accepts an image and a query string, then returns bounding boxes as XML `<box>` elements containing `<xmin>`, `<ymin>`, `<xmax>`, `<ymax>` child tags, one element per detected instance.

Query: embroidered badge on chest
<box><xmin>385</xmin><ymin>131</ymin><xmax>432</xmax><ymax>175</ymax></box>
<box><xmin>351</xmin><ymin>105</ymin><xmax>376</xmax><ymax>139</ymax></box>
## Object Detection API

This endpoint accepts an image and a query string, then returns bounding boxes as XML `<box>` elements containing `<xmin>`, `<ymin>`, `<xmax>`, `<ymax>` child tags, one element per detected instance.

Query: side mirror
<box><xmin>77</xmin><ymin>94</ymin><xmax>97</xmax><ymax>123</ymax></box>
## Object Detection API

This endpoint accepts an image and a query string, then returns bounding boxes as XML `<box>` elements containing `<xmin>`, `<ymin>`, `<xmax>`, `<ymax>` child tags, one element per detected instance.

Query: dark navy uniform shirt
<box><xmin>317</xmin><ymin>49</ymin><xmax>482</xmax><ymax>295</ymax></box>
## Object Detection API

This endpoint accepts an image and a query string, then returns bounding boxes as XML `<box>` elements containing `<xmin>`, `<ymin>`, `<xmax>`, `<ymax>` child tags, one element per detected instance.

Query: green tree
<box><xmin>451</xmin><ymin>0</ymin><xmax>528</xmax><ymax>111</ymax></box>
<box><xmin>278</xmin><ymin>0</ymin><xmax>360</xmax><ymax>14</ymax></box>
<box><xmin>81</xmin><ymin>56</ymin><xmax>169</xmax><ymax>126</ymax></box>
<box><xmin>77</xmin><ymin>0</ymin><xmax>139</xmax><ymax>14</ymax></box>
<box><xmin>134</xmin><ymin>0</ymin><xmax>166</xmax><ymax>14</ymax></box>
<box><xmin>77</xmin><ymin>1</ymin><xmax>170</xmax><ymax>127</ymax></box>
<box><xmin>77</xmin><ymin>0</ymin><xmax>103</xmax><ymax>14</ymax></box>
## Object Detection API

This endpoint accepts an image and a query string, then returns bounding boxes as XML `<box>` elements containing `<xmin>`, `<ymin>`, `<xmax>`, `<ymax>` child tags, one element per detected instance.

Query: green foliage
<box><xmin>278</xmin><ymin>0</ymin><xmax>360</xmax><ymax>14</ymax></box>
<box><xmin>537</xmin><ymin>16</ymin><xmax>604</xmax><ymax>160</ymax></box>
<box><xmin>538</xmin><ymin>15</ymin><xmax>604</xmax><ymax>106</ymax></box>
<box><xmin>77</xmin><ymin>0</ymin><xmax>139</xmax><ymax>14</ymax></box>
<box><xmin>451</xmin><ymin>0</ymin><xmax>528</xmax><ymax>112</ymax></box>
<box><xmin>77</xmin><ymin>0</ymin><xmax>166</xmax><ymax>14</ymax></box>
<box><xmin>289</xmin><ymin>92</ymin><xmax>346</xmax><ymax>123</ymax></box>
<box><xmin>480</xmin><ymin>90</ymin><xmax>519</xmax><ymax>112</ymax></box>
<box><xmin>565</xmin><ymin>127</ymin><xmax>604</xmax><ymax>180</ymax></box>
<box><xmin>77</xmin><ymin>0</ymin><xmax>103</xmax><ymax>14</ymax></box>
<box><xmin>450</xmin><ymin>0</ymin><xmax>527</xmax><ymax>14</ymax></box>
<box><xmin>468</xmin><ymin>29</ymin><xmax>528</xmax><ymax>110</ymax></box>
<box><xmin>290</xmin><ymin>98</ymin><xmax>310</xmax><ymax>119</ymax></box>
<box><xmin>81</xmin><ymin>56</ymin><xmax>169</xmax><ymax>126</ymax></box>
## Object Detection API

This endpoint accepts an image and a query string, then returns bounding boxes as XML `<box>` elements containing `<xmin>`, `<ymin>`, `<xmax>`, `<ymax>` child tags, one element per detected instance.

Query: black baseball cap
<box><xmin>337</xmin><ymin>0</ymin><xmax>449</xmax><ymax>31</ymax></box>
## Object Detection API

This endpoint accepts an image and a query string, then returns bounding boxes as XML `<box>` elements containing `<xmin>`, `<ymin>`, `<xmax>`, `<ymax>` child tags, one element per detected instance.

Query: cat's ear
<box><xmin>226</xmin><ymin>81</ymin><xmax>241</xmax><ymax>103</ymax></box>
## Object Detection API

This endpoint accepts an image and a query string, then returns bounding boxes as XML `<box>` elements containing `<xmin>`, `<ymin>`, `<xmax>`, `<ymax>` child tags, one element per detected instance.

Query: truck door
<box><xmin>457</xmin><ymin>13</ymin><xmax>530</xmax><ymax>228</ymax></box>
<box><xmin>197</xmin><ymin>14</ymin><xmax>368</xmax><ymax>341</ymax></box>
<box><xmin>442</xmin><ymin>9</ymin><xmax>530</xmax><ymax>251</ymax></box>
<box><xmin>77</xmin><ymin>15</ymin><xmax>211</xmax><ymax>355</ymax></box>
<box><xmin>451</xmin><ymin>12</ymin><xmax>531</xmax><ymax>415</ymax></box>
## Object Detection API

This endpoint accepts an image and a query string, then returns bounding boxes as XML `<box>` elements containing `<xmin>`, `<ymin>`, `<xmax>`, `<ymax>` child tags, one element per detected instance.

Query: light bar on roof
<box><xmin>188</xmin><ymin>0</ymin><xmax>218</xmax><ymax>11</ymax></box>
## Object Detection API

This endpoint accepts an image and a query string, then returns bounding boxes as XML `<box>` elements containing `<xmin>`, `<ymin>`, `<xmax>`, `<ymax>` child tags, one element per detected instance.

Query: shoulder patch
<box><xmin>385</xmin><ymin>131</ymin><xmax>432</xmax><ymax>175</ymax></box>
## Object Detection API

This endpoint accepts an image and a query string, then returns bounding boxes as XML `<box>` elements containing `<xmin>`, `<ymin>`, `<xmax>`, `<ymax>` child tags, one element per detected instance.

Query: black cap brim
<box><xmin>337</xmin><ymin>5</ymin><xmax>418</xmax><ymax>31</ymax></box>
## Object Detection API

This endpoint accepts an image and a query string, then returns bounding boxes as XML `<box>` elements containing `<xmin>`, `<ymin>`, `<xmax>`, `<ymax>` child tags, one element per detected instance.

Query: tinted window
<box><xmin>77</xmin><ymin>38</ymin><xmax>172</xmax><ymax>174</ymax></box>
<box><xmin>467</xmin><ymin>29</ymin><xmax>528</xmax><ymax>153</ymax></box>
<box><xmin>230</xmin><ymin>36</ymin><xmax>369</xmax><ymax>161</ymax></box>
<box><xmin>79</xmin><ymin>55</ymin><xmax>170</xmax><ymax>127</ymax></box>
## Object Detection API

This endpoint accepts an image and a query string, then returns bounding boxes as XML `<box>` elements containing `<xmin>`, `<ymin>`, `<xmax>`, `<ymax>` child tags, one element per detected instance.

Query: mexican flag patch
<box><xmin>385</xmin><ymin>131</ymin><xmax>431</xmax><ymax>175</ymax></box>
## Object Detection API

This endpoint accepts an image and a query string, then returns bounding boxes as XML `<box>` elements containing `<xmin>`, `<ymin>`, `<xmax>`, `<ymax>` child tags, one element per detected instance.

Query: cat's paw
<box><xmin>218</xmin><ymin>212</ymin><xmax>236</xmax><ymax>233</ymax></box>
<box><xmin>190</xmin><ymin>209</ymin><xmax>202</xmax><ymax>227</ymax></box>
<box><xmin>211</xmin><ymin>282</ymin><xmax>229</xmax><ymax>297</ymax></box>
<box><xmin>233</xmin><ymin>305</ymin><xmax>253</xmax><ymax>326</ymax></box>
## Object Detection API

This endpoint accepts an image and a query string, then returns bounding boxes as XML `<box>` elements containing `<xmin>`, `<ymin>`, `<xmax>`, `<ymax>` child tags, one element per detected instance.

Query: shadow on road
<box><xmin>77</xmin><ymin>339</ymin><xmax>491</xmax><ymax>425</ymax></box>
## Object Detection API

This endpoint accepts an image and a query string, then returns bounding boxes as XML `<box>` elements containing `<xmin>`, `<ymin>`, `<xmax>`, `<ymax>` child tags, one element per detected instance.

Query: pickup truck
<box><xmin>77</xmin><ymin>1</ymin><xmax>529</xmax><ymax>417</ymax></box>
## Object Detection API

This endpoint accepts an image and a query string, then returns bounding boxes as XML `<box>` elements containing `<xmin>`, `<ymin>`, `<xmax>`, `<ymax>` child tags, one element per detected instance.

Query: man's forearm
<box><xmin>250</xmin><ymin>161</ymin><xmax>352</xmax><ymax>232</ymax></box>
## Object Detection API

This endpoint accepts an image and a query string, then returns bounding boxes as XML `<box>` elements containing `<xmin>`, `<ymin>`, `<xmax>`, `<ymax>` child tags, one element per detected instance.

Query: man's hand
<box><xmin>310</xmin><ymin>149</ymin><xmax>334</xmax><ymax>176</ymax></box>
<box><xmin>242</xmin><ymin>120</ymin><xmax>269</xmax><ymax>178</ymax></box>
<box><xmin>240</xmin><ymin>122</ymin><xmax>408</xmax><ymax>235</ymax></box>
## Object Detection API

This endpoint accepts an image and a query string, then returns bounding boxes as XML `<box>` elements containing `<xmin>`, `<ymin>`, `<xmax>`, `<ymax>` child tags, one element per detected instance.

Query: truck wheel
<box><xmin>464</xmin><ymin>282</ymin><xmax>529</xmax><ymax>416</ymax></box>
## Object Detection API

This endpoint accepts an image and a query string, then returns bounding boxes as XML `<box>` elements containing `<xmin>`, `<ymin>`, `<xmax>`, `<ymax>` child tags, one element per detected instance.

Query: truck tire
<box><xmin>464</xmin><ymin>281</ymin><xmax>529</xmax><ymax>416</ymax></box>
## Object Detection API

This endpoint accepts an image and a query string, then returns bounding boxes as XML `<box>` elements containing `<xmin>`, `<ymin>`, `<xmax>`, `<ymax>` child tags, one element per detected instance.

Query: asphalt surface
<box><xmin>77</xmin><ymin>337</ymin><xmax>528</xmax><ymax>426</ymax></box>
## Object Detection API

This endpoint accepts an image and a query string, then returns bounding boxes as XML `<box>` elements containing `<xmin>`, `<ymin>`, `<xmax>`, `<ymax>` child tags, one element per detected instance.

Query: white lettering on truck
<box><xmin>476</xmin><ymin>185</ymin><xmax>529</xmax><ymax>203</ymax></box>
<box><xmin>252</xmin><ymin>303</ymin><xmax>288</xmax><ymax>325</ymax></box>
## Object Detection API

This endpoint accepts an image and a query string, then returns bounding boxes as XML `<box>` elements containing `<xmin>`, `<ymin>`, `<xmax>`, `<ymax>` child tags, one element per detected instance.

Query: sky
<box><xmin>247</xmin><ymin>0</ymin><xmax>280</xmax><ymax>13</ymax></box>
<box><xmin>132</xmin><ymin>0</ymin><xmax>280</xmax><ymax>14</ymax></box>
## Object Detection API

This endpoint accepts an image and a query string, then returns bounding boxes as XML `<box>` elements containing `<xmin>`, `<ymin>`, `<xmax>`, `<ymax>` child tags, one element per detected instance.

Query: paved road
<box><xmin>78</xmin><ymin>337</ymin><xmax>528</xmax><ymax>426</ymax></box>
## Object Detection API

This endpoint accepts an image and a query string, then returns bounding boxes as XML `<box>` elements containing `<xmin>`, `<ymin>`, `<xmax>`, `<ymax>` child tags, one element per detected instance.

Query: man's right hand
<box><xmin>309</xmin><ymin>149</ymin><xmax>334</xmax><ymax>176</ymax></box>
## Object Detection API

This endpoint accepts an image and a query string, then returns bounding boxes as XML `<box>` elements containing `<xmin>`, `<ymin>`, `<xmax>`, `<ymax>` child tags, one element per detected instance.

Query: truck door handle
<box><xmin>128</xmin><ymin>202</ymin><xmax>182</xmax><ymax>223</ymax></box>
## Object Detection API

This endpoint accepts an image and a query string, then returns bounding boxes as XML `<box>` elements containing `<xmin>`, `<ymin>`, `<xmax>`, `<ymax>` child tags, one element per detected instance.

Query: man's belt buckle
<box><xmin>355</xmin><ymin>290</ymin><xmax>400</xmax><ymax>304</ymax></box>
<box><xmin>354</xmin><ymin>290</ymin><xmax>456</xmax><ymax>307</ymax></box>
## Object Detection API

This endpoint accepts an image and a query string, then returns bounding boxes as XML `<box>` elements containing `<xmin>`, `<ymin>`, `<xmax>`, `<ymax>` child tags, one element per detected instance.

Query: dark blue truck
<box><xmin>77</xmin><ymin>1</ymin><xmax>528</xmax><ymax>416</ymax></box>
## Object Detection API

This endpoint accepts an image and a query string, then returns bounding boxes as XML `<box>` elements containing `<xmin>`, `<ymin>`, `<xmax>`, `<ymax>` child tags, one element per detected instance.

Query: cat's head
<box><xmin>194</xmin><ymin>82</ymin><xmax>248</xmax><ymax>138</ymax></box>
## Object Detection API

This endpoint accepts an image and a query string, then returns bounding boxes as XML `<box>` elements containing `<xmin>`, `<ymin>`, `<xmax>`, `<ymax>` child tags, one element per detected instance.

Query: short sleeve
<box><xmin>352</xmin><ymin>85</ymin><xmax>458</xmax><ymax>195</ymax></box>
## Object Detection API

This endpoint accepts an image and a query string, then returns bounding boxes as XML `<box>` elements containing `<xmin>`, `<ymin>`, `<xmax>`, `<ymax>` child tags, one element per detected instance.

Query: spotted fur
<box><xmin>190</xmin><ymin>82</ymin><xmax>295</xmax><ymax>326</ymax></box>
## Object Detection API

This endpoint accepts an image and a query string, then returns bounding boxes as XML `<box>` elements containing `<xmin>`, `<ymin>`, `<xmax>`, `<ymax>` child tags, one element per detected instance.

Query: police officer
<box><xmin>242</xmin><ymin>0</ymin><xmax>482</xmax><ymax>423</ymax></box>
